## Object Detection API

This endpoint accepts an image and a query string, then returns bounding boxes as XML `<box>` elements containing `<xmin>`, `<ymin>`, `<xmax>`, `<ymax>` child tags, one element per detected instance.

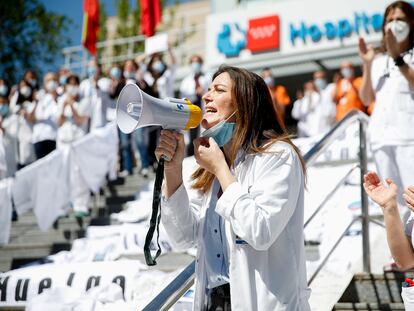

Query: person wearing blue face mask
<box><xmin>156</xmin><ymin>66</ymin><xmax>310</xmax><ymax>311</ymax></box>
<box><xmin>57</xmin><ymin>67</ymin><xmax>71</xmax><ymax>96</ymax></box>
<box><xmin>117</xmin><ymin>59</ymin><xmax>152</xmax><ymax>177</ymax></box>
<box><xmin>79</xmin><ymin>58</ymin><xmax>110</xmax><ymax>131</ymax></box>
<box><xmin>28</xmin><ymin>72</ymin><xmax>59</xmax><ymax>160</ymax></box>
<box><xmin>79</xmin><ymin>59</ymin><xmax>101</xmax><ymax>99</ymax></box>
<box><xmin>143</xmin><ymin>49</ymin><xmax>177</xmax><ymax>169</ymax></box>
<box><xmin>23</xmin><ymin>69</ymin><xmax>39</xmax><ymax>91</ymax></box>
<box><xmin>144</xmin><ymin>50</ymin><xmax>176</xmax><ymax>100</ymax></box>
<box><xmin>332</xmin><ymin>61</ymin><xmax>365</xmax><ymax>121</ymax></box>
<box><xmin>180</xmin><ymin>55</ymin><xmax>212</xmax><ymax>156</ymax></box>
<box><xmin>0</xmin><ymin>79</ymin><xmax>10</xmax><ymax>99</ymax></box>
<box><xmin>0</xmin><ymin>96</ymin><xmax>9</xmax><ymax>120</ymax></box>
<box><xmin>292</xmin><ymin>71</ymin><xmax>336</xmax><ymax>137</ymax></box>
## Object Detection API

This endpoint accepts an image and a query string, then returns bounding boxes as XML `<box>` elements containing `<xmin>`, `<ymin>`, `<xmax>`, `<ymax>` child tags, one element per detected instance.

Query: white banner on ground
<box><xmin>0</xmin><ymin>260</ymin><xmax>146</xmax><ymax>307</ymax></box>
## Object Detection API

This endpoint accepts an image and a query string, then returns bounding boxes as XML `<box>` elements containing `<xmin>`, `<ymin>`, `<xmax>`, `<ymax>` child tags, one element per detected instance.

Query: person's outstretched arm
<box><xmin>364</xmin><ymin>171</ymin><xmax>414</xmax><ymax>270</ymax></box>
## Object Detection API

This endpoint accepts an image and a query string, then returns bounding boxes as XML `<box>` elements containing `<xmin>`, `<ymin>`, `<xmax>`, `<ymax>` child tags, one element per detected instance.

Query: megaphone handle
<box><xmin>143</xmin><ymin>157</ymin><xmax>165</xmax><ymax>266</ymax></box>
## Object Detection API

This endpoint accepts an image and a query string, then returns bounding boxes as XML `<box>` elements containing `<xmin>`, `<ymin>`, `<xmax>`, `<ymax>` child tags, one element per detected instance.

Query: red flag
<box><xmin>140</xmin><ymin>0</ymin><xmax>161</xmax><ymax>37</ymax></box>
<box><xmin>82</xmin><ymin>0</ymin><xmax>100</xmax><ymax>55</ymax></box>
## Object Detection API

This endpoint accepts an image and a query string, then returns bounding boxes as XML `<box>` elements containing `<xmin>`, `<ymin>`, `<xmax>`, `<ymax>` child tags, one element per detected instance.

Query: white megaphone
<box><xmin>116</xmin><ymin>83</ymin><xmax>202</xmax><ymax>133</ymax></box>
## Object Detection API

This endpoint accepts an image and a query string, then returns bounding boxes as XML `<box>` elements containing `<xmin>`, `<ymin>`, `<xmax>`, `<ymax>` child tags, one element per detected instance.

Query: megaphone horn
<box><xmin>116</xmin><ymin>83</ymin><xmax>202</xmax><ymax>134</ymax></box>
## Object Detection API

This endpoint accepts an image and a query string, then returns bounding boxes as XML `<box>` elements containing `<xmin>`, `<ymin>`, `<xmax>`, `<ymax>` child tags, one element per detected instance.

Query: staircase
<box><xmin>0</xmin><ymin>170</ymin><xmax>155</xmax><ymax>272</ymax></box>
<box><xmin>333</xmin><ymin>272</ymin><xmax>411</xmax><ymax>310</ymax></box>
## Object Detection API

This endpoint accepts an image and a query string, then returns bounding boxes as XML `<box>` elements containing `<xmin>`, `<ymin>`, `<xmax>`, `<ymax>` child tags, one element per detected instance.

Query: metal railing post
<box><xmin>359</xmin><ymin>120</ymin><xmax>370</xmax><ymax>273</ymax></box>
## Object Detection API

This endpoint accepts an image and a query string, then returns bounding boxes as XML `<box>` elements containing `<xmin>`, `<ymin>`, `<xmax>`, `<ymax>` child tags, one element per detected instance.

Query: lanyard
<box><xmin>143</xmin><ymin>157</ymin><xmax>165</xmax><ymax>266</ymax></box>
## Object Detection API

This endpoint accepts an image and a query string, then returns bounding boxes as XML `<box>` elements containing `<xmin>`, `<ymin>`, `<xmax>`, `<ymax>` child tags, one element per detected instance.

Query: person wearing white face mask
<box><xmin>359</xmin><ymin>0</ymin><xmax>414</xmax><ymax>218</ymax></box>
<box><xmin>180</xmin><ymin>55</ymin><xmax>212</xmax><ymax>156</ymax></box>
<box><xmin>57</xmin><ymin>66</ymin><xmax>71</xmax><ymax>96</ymax></box>
<box><xmin>79</xmin><ymin>59</ymin><xmax>109</xmax><ymax>130</ymax></box>
<box><xmin>28</xmin><ymin>72</ymin><xmax>59</xmax><ymax>159</ymax></box>
<box><xmin>5</xmin><ymin>79</ymin><xmax>36</xmax><ymax>170</ymax></box>
<box><xmin>56</xmin><ymin>75</ymin><xmax>91</xmax><ymax>148</ymax></box>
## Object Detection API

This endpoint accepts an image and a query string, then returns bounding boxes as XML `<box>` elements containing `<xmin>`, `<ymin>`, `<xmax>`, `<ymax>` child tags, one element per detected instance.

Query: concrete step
<box><xmin>334</xmin><ymin>272</ymin><xmax>414</xmax><ymax>310</ymax></box>
<box><xmin>333</xmin><ymin>302</ymin><xmax>405</xmax><ymax>310</ymax></box>
<box><xmin>0</xmin><ymin>170</ymin><xmax>156</xmax><ymax>273</ymax></box>
<box><xmin>338</xmin><ymin>272</ymin><xmax>413</xmax><ymax>304</ymax></box>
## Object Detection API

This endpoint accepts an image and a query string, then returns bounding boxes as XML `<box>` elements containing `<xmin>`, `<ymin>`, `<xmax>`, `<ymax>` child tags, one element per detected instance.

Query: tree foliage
<box><xmin>0</xmin><ymin>0</ymin><xmax>72</xmax><ymax>84</ymax></box>
<box><xmin>98</xmin><ymin>1</ymin><xmax>108</xmax><ymax>42</ymax></box>
<box><xmin>114</xmin><ymin>0</ymin><xmax>156</xmax><ymax>58</ymax></box>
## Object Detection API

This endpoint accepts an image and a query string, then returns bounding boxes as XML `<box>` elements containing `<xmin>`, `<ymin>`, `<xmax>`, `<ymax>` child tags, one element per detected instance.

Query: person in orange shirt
<box><xmin>332</xmin><ymin>61</ymin><xmax>365</xmax><ymax>121</ymax></box>
<box><xmin>261</xmin><ymin>67</ymin><xmax>291</xmax><ymax>126</ymax></box>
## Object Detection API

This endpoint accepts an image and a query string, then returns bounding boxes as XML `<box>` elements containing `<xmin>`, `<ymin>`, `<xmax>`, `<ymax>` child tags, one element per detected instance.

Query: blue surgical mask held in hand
<box><xmin>201</xmin><ymin>111</ymin><xmax>237</xmax><ymax>147</ymax></box>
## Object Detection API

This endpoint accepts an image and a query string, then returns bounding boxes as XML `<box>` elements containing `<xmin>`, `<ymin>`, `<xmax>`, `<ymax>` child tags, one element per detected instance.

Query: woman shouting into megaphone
<box><xmin>155</xmin><ymin>66</ymin><xmax>311</xmax><ymax>311</ymax></box>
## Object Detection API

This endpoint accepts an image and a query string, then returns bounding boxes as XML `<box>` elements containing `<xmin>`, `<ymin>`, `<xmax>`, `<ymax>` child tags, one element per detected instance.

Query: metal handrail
<box><xmin>143</xmin><ymin>109</ymin><xmax>371</xmax><ymax>309</ymax></box>
<box><xmin>142</xmin><ymin>261</ymin><xmax>196</xmax><ymax>311</ymax></box>
<box><xmin>304</xmin><ymin>164</ymin><xmax>359</xmax><ymax>228</ymax></box>
<box><xmin>304</xmin><ymin>109</ymin><xmax>370</xmax><ymax>166</ymax></box>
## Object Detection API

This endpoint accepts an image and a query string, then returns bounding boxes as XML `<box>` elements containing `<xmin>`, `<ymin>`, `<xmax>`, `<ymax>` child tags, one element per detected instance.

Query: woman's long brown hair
<box><xmin>191</xmin><ymin>66</ymin><xmax>306</xmax><ymax>193</ymax></box>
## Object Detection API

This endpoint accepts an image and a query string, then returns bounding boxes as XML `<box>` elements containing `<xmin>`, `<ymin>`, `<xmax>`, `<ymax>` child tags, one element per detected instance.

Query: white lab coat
<box><xmin>292</xmin><ymin>86</ymin><xmax>336</xmax><ymax>138</ymax></box>
<box><xmin>369</xmin><ymin>51</ymin><xmax>414</xmax><ymax>149</ymax></box>
<box><xmin>179</xmin><ymin>72</ymin><xmax>211</xmax><ymax>107</ymax></box>
<box><xmin>162</xmin><ymin>142</ymin><xmax>311</xmax><ymax>311</ymax></box>
<box><xmin>0</xmin><ymin>131</ymin><xmax>6</xmax><ymax>178</ymax></box>
<box><xmin>368</xmin><ymin>51</ymin><xmax>414</xmax><ymax>207</ymax></box>
<box><xmin>0</xmin><ymin>178</ymin><xmax>13</xmax><ymax>245</ymax></box>
<box><xmin>79</xmin><ymin>78</ymin><xmax>109</xmax><ymax>130</ymax></box>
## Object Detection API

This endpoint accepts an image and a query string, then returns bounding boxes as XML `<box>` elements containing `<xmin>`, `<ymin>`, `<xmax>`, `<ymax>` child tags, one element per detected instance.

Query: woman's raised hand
<box><xmin>363</xmin><ymin>171</ymin><xmax>398</xmax><ymax>210</ymax></box>
<box><xmin>404</xmin><ymin>186</ymin><xmax>414</xmax><ymax>212</ymax></box>
<box><xmin>358</xmin><ymin>37</ymin><xmax>376</xmax><ymax>64</ymax></box>
<box><xmin>155</xmin><ymin>130</ymin><xmax>185</xmax><ymax>171</ymax></box>
<box><xmin>193</xmin><ymin>137</ymin><xmax>226</xmax><ymax>175</ymax></box>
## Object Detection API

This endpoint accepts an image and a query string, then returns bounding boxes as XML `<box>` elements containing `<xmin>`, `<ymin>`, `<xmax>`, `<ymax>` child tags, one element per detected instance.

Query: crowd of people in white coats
<box><xmin>0</xmin><ymin>50</ymin><xmax>213</xmax><ymax>244</ymax></box>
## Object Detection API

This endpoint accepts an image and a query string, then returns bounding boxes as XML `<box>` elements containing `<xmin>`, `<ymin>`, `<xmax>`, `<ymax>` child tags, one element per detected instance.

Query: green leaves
<box><xmin>0</xmin><ymin>0</ymin><xmax>72</xmax><ymax>83</ymax></box>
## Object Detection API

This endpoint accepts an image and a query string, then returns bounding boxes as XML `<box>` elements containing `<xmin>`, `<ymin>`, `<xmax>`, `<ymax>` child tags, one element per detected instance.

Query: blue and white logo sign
<box><xmin>290</xmin><ymin>12</ymin><xmax>383</xmax><ymax>44</ymax></box>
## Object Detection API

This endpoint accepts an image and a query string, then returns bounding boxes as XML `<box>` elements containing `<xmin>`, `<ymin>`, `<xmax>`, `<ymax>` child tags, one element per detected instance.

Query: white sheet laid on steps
<box><xmin>12</xmin><ymin>149</ymin><xmax>70</xmax><ymax>231</ymax></box>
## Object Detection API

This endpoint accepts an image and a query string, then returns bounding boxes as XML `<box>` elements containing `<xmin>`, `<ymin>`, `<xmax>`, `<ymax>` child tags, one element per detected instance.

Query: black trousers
<box><xmin>206</xmin><ymin>283</ymin><xmax>231</xmax><ymax>311</ymax></box>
